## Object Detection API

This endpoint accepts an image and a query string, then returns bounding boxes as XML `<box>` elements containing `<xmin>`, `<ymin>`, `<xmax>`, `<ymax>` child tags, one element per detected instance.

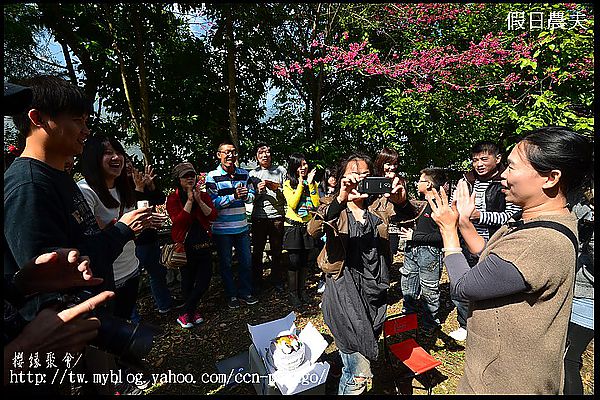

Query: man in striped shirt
<box><xmin>206</xmin><ymin>141</ymin><xmax>258</xmax><ymax>309</ymax></box>
<box><xmin>448</xmin><ymin>141</ymin><xmax>521</xmax><ymax>342</ymax></box>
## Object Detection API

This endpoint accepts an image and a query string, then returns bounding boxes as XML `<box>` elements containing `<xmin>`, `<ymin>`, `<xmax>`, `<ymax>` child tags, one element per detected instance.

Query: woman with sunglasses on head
<box><xmin>166</xmin><ymin>162</ymin><xmax>217</xmax><ymax>329</ymax></box>
<box><xmin>427</xmin><ymin>127</ymin><xmax>593</xmax><ymax>394</ymax></box>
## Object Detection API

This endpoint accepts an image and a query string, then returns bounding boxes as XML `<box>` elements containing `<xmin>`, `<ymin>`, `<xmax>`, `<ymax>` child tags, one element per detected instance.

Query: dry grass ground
<box><xmin>137</xmin><ymin>254</ymin><xmax>593</xmax><ymax>395</ymax></box>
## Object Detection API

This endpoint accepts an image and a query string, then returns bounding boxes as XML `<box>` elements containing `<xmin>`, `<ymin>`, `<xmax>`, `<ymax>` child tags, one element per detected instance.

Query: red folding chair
<box><xmin>383</xmin><ymin>313</ymin><xmax>442</xmax><ymax>394</ymax></box>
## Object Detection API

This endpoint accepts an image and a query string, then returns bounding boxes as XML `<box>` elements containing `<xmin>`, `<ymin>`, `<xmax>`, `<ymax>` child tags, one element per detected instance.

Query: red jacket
<box><xmin>166</xmin><ymin>188</ymin><xmax>217</xmax><ymax>243</ymax></box>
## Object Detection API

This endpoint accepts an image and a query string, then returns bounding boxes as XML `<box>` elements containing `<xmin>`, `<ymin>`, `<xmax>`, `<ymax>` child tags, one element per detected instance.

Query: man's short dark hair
<box><xmin>254</xmin><ymin>142</ymin><xmax>270</xmax><ymax>154</ymax></box>
<box><xmin>11</xmin><ymin>75</ymin><xmax>93</xmax><ymax>138</ymax></box>
<box><xmin>471</xmin><ymin>141</ymin><xmax>500</xmax><ymax>157</ymax></box>
<box><xmin>217</xmin><ymin>139</ymin><xmax>235</xmax><ymax>151</ymax></box>
<box><xmin>420</xmin><ymin>167</ymin><xmax>448</xmax><ymax>190</ymax></box>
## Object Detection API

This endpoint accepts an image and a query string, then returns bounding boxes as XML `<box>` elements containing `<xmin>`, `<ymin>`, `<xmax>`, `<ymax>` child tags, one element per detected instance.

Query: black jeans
<box><xmin>180</xmin><ymin>248</ymin><xmax>212</xmax><ymax>315</ymax></box>
<box><xmin>251</xmin><ymin>217</ymin><xmax>285</xmax><ymax>284</ymax></box>
<box><xmin>390</xmin><ymin>233</ymin><xmax>400</xmax><ymax>255</ymax></box>
<box><xmin>113</xmin><ymin>275</ymin><xmax>140</xmax><ymax>320</ymax></box>
<box><xmin>564</xmin><ymin>321</ymin><xmax>594</xmax><ymax>394</ymax></box>
<box><xmin>287</xmin><ymin>250</ymin><xmax>308</xmax><ymax>272</ymax></box>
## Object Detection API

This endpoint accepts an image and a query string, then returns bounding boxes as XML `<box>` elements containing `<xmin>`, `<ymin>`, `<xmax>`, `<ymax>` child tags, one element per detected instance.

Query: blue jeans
<box><xmin>338</xmin><ymin>351</ymin><xmax>372</xmax><ymax>395</ymax></box>
<box><xmin>451</xmin><ymin>250</ymin><xmax>478</xmax><ymax>329</ymax></box>
<box><xmin>400</xmin><ymin>245</ymin><xmax>442</xmax><ymax>330</ymax></box>
<box><xmin>213</xmin><ymin>231</ymin><xmax>253</xmax><ymax>298</ymax></box>
<box><xmin>452</xmin><ymin>298</ymin><xmax>469</xmax><ymax>329</ymax></box>
<box><xmin>136</xmin><ymin>242</ymin><xmax>172</xmax><ymax>311</ymax></box>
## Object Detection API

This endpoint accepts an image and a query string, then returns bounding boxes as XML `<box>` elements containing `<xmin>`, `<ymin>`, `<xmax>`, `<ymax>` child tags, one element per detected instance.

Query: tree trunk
<box><xmin>225</xmin><ymin>6</ymin><xmax>240</xmax><ymax>155</ymax></box>
<box><xmin>59</xmin><ymin>40</ymin><xmax>77</xmax><ymax>84</ymax></box>
<box><xmin>311</xmin><ymin>71</ymin><xmax>324</xmax><ymax>141</ymax></box>
<box><xmin>104</xmin><ymin>6</ymin><xmax>141</xmax><ymax>146</ymax></box>
<box><xmin>39</xmin><ymin>4</ymin><xmax>99</xmax><ymax>100</ymax></box>
<box><xmin>133</xmin><ymin>7</ymin><xmax>153</xmax><ymax>165</ymax></box>
<box><xmin>303</xmin><ymin>97</ymin><xmax>312</xmax><ymax>139</ymax></box>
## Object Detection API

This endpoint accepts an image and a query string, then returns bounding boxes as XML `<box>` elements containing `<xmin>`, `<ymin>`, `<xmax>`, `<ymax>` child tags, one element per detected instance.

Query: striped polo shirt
<box><xmin>451</xmin><ymin>178</ymin><xmax>521</xmax><ymax>241</ymax></box>
<box><xmin>206</xmin><ymin>165</ymin><xmax>255</xmax><ymax>235</ymax></box>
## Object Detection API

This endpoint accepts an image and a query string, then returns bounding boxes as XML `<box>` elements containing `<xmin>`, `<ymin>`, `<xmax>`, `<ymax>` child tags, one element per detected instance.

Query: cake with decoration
<box><xmin>266</xmin><ymin>333</ymin><xmax>306</xmax><ymax>371</ymax></box>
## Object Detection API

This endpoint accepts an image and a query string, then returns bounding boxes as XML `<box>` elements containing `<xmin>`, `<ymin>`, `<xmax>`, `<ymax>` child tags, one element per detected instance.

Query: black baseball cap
<box><xmin>4</xmin><ymin>82</ymin><xmax>33</xmax><ymax>116</ymax></box>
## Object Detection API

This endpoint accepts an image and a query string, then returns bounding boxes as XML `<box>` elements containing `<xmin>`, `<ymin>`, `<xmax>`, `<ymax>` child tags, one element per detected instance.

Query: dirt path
<box><xmin>137</xmin><ymin>256</ymin><xmax>594</xmax><ymax>395</ymax></box>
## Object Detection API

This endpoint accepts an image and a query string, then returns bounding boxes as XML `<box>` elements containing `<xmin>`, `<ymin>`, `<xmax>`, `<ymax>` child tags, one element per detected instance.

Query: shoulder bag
<box><xmin>160</xmin><ymin>241</ymin><xmax>187</xmax><ymax>269</ymax></box>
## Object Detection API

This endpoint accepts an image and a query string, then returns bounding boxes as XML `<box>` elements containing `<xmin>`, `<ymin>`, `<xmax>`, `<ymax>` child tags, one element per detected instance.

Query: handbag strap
<box><xmin>506</xmin><ymin>218</ymin><xmax>578</xmax><ymax>254</ymax></box>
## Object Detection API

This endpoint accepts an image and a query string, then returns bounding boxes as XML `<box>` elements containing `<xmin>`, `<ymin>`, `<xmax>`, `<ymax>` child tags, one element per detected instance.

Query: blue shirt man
<box><xmin>206</xmin><ymin>141</ymin><xmax>258</xmax><ymax>308</ymax></box>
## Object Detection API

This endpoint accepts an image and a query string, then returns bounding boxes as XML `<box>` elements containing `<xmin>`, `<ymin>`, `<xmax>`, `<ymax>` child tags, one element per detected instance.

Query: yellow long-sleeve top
<box><xmin>283</xmin><ymin>179</ymin><xmax>320</xmax><ymax>224</ymax></box>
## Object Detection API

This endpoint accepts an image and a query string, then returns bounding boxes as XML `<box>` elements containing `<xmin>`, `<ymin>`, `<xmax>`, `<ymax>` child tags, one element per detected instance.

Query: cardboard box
<box><xmin>247</xmin><ymin>312</ymin><xmax>330</xmax><ymax>395</ymax></box>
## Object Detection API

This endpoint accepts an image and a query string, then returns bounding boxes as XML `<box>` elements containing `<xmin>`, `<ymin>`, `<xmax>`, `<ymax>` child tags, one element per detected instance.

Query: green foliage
<box><xmin>334</xmin><ymin>3</ymin><xmax>594</xmax><ymax>173</ymax></box>
<box><xmin>3</xmin><ymin>4</ymin><xmax>64</xmax><ymax>80</ymax></box>
<box><xmin>3</xmin><ymin>3</ymin><xmax>593</xmax><ymax>186</ymax></box>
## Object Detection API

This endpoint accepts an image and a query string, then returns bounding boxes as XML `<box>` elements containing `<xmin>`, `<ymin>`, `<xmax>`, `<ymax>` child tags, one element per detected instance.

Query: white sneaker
<box><xmin>449</xmin><ymin>327</ymin><xmax>467</xmax><ymax>341</ymax></box>
<box><xmin>317</xmin><ymin>280</ymin><xmax>326</xmax><ymax>294</ymax></box>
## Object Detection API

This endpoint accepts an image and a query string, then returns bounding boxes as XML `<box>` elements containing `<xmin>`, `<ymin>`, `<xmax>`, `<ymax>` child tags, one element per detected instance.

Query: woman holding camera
<box><xmin>428</xmin><ymin>127</ymin><xmax>593</xmax><ymax>394</ymax></box>
<box><xmin>282</xmin><ymin>153</ymin><xmax>320</xmax><ymax>307</ymax></box>
<box><xmin>307</xmin><ymin>152</ymin><xmax>416</xmax><ymax>394</ymax></box>
<box><xmin>166</xmin><ymin>162</ymin><xmax>217</xmax><ymax>329</ymax></box>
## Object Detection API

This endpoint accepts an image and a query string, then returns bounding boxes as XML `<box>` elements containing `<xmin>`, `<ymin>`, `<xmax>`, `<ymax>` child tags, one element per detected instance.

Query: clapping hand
<box><xmin>427</xmin><ymin>187</ymin><xmax>459</xmax><ymax>233</ymax></box>
<box><xmin>193</xmin><ymin>186</ymin><xmax>205</xmax><ymax>205</ymax></box>
<box><xmin>307</xmin><ymin>169</ymin><xmax>317</xmax><ymax>185</ymax></box>
<box><xmin>455</xmin><ymin>180</ymin><xmax>476</xmax><ymax>222</ymax></box>
<box><xmin>399</xmin><ymin>227</ymin><xmax>413</xmax><ymax>241</ymax></box>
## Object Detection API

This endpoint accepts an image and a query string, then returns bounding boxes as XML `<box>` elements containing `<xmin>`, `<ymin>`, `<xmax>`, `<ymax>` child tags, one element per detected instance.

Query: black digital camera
<box><xmin>357</xmin><ymin>177</ymin><xmax>393</xmax><ymax>194</ymax></box>
<box><xmin>47</xmin><ymin>289</ymin><xmax>161</xmax><ymax>366</ymax></box>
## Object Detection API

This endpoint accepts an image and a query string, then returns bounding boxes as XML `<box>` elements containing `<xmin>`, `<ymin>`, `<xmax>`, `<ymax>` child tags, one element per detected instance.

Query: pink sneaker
<box><xmin>193</xmin><ymin>312</ymin><xmax>204</xmax><ymax>324</ymax></box>
<box><xmin>177</xmin><ymin>313</ymin><xmax>193</xmax><ymax>328</ymax></box>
